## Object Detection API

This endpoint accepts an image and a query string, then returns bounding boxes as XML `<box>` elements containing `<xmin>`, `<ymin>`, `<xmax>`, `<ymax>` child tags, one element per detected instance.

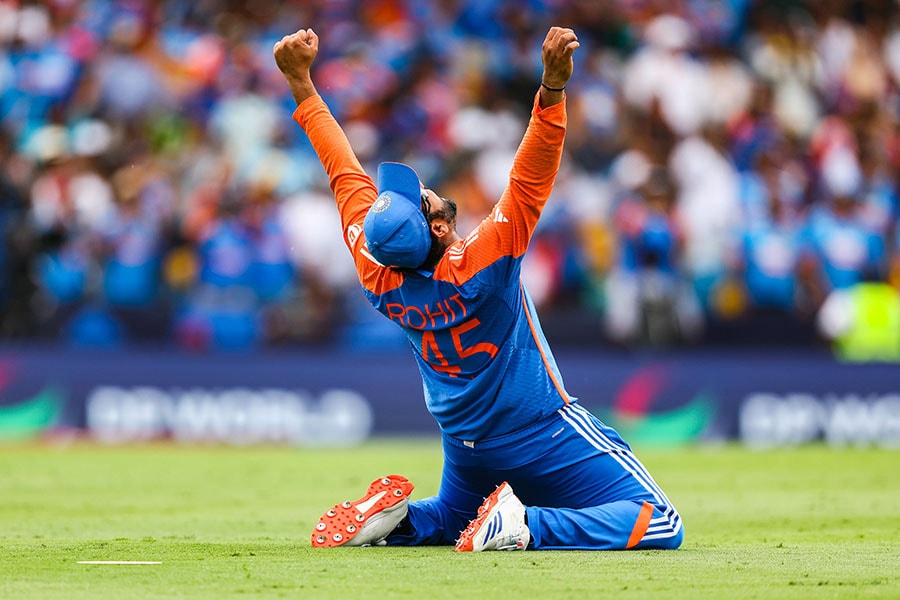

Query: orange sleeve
<box><xmin>436</xmin><ymin>92</ymin><xmax>567</xmax><ymax>284</ymax></box>
<box><xmin>292</xmin><ymin>95</ymin><xmax>404</xmax><ymax>295</ymax></box>
<box><xmin>292</xmin><ymin>95</ymin><xmax>376</xmax><ymax>236</ymax></box>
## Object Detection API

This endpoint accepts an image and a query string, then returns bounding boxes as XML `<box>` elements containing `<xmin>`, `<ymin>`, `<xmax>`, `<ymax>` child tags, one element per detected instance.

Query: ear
<box><xmin>429</xmin><ymin>219</ymin><xmax>451</xmax><ymax>239</ymax></box>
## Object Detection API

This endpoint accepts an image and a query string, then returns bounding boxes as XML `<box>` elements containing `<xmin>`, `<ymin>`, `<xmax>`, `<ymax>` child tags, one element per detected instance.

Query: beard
<box><xmin>421</xmin><ymin>236</ymin><xmax>449</xmax><ymax>270</ymax></box>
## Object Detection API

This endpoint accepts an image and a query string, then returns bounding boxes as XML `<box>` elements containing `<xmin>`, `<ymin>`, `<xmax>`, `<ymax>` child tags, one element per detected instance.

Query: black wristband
<box><xmin>541</xmin><ymin>82</ymin><xmax>566</xmax><ymax>92</ymax></box>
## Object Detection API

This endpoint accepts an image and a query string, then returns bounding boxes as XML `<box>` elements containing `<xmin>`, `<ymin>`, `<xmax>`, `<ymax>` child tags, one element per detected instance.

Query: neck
<box><xmin>423</xmin><ymin>234</ymin><xmax>460</xmax><ymax>270</ymax></box>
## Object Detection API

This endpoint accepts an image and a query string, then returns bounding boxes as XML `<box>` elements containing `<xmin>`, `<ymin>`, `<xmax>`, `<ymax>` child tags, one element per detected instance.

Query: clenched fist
<box><xmin>274</xmin><ymin>28</ymin><xmax>319</xmax><ymax>76</ymax></box>
<box><xmin>273</xmin><ymin>28</ymin><xmax>320</xmax><ymax>104</ymax></box>
<box><xmin>540</xmin><ymin>27</ymin><xmax>579</xmax><ymax>91</ymax></box>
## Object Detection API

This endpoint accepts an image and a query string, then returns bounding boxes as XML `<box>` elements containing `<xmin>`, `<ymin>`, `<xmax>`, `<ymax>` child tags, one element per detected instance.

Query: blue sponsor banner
<box><xmin>0</xmin><ymin>346</ymin><xmax>897</xmax><ymax>446</ymax></box>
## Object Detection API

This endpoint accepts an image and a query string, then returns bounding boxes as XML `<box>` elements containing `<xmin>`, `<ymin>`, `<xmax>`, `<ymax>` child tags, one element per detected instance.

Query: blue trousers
<box><xmin>387</xmin><ymin>403</ymin><xmax>683</xmax><ymax>550</ymax></box>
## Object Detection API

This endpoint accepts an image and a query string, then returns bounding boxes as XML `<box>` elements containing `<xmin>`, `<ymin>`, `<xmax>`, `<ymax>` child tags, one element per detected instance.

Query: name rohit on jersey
<box><xmin>387</xmin><ymin>294</ymin><xmax>468</xmax><ymax>329</ymax></box>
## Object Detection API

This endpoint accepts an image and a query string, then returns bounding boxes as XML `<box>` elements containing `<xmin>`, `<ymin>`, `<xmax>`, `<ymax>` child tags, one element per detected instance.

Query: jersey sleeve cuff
<box><xmin>292</xmin><ymin>95</ymin><xmax>326</xmax><ymax>128</ymax></box>
<box><xmin>532</xmin><ymin>91</ymin><xmax>566</xmax><ymax>121</ymax></box>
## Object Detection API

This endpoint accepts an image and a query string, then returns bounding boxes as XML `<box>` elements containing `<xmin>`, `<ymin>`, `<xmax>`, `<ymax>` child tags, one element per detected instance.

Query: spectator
<box><xmin>605</xmin><ymin>167</ymin><xmax>702</xmax><ymax>346</ymax></box>
<box><xmin>802</xmin><ymin>147</ymin><xmax>887</xmax><ymax>302</ymax></box>
<box><xmin>817</xmin><ymin>270</ymin><xmax>900</xmax><ymax>362</ymax></box>
<box><xmin>736</xmin><ymin>150</ymin><xmax>807</xmax><ymax>313</ymax></box>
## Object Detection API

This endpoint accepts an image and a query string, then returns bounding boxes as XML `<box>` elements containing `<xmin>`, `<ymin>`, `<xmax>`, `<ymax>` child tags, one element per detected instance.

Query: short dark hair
<box><xmin>427</xmin><ymin>197</ymin><xmax>457</xmax><ymax>225</ymax></box>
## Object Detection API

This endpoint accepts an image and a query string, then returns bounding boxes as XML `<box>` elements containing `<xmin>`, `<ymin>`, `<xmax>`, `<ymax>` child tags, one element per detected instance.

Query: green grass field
<box><xmin>1</xmin><ymin>440</ymin><xmax>898</xmax><ymax>599</ymax></box>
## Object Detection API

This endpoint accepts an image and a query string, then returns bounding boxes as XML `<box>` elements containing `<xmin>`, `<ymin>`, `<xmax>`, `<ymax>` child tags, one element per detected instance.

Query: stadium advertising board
<box><xmin>0</xmin><ymin>347</ymin><xmax>897</xmax><ymax>447</ymax></box>
<box><xmin>85</xmin><ymin>386</ymin><xmax>372</xmax><ymax>446</ymax></box>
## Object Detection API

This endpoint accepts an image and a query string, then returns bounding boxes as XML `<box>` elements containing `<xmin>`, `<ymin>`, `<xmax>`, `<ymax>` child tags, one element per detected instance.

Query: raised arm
<box><xmin>492</xmin><ymin>27</ymin><xmax>579</xmax><ymax>256</ymax></box>
<box><xmin>434</xmin><ymin>28</ymin><xmax>579</xmax><ymax>286</ymax></box>
<box><xmin>273</xmin><ymin>29</ymin><xmax>377</xmax><ymax>240</ymax></box>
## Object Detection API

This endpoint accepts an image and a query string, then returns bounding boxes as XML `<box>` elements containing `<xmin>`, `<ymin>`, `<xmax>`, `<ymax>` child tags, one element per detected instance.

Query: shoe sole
<box><xmin>454</xmin><ymin>482</ymin><xmax>511</xmax><ymax>552</ymax></box>
<box><xmin>311</xmin><ymin>475</ymin><xmax>414</xmax><ymax>548</ymax></box>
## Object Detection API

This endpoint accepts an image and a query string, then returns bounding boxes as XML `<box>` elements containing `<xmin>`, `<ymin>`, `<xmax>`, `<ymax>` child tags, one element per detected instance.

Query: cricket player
<box><xmin>274</xmin><ymin>26</ymin><xmax>683</xmax><ymax>552</ymax></box>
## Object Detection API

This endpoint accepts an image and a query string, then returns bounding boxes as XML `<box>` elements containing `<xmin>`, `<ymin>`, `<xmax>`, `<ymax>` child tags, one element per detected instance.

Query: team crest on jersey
<box><xmin>372</xmin><ymin>194</ymin><xmax>391</xmax><ymax>213</ymax></box>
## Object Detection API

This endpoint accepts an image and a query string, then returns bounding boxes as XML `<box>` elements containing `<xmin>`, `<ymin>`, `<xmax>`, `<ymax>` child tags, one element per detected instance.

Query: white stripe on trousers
<box><xmin>559</xmin><ymin>403</ymin><xmax>682</xmax><ymax>542</ymax></box>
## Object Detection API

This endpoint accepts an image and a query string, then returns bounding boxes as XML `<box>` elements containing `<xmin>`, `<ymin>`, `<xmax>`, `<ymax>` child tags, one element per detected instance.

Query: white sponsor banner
<box><xmin>86</xmin><ymin>386</ymin><xmax>373</xmax><ymax>446</ymax></box>
<box><xmin>739</xmin><ymin>393</ymin><xmax>900</xmax><ymax>448</ymax></box>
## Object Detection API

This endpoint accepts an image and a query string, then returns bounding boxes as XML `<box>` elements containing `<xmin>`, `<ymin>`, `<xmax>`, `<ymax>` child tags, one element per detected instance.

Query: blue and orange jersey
<box><xmin>294</xmin><ymin>92</ymin><xmax>571</xmax><ymax>441</ymax></box>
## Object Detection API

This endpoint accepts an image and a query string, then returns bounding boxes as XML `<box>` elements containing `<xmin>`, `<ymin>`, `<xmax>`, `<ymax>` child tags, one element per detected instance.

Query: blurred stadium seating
<box><xmin>0</xmin><ymin>0</ymin><xmax>898</xmax><ymax>354</ymax></box>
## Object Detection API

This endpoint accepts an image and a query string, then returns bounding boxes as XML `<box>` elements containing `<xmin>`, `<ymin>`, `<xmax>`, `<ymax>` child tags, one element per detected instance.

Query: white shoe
<box><xmin>455</xmin><ymin>482</ymin><xmax>529</xmax><ymax>552</ymax></box>
<box><xmin>311</xmin><ymin>475</ymin><xmax>414</xmax><ymax>548</ymax></box>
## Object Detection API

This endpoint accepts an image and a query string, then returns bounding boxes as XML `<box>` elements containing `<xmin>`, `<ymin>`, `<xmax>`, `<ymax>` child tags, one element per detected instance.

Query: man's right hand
<box><xmin>273</xmin><ymin>28</ymin><xmax>320</xmax><ymax>104</ymax></box>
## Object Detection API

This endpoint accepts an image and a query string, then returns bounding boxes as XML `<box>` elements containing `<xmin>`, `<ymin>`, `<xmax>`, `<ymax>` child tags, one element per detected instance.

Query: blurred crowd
<box><xmin>1</xmin><ymin>0</ymin><xmax>899</xmax><ymax>352</ymax></box>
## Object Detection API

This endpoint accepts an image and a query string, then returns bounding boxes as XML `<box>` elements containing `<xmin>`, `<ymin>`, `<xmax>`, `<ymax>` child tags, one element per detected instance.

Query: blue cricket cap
<box><xmin>363</xmin><ymin>162</ymin><xmax>432</xmax><ymax>268</ymax></box>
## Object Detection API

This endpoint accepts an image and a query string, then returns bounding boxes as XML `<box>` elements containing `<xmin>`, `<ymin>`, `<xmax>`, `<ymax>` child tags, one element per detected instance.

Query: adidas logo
<box><xmin>494</xmin><ymin>209</ymin><xmax>509</xmax><ymax>223</ymax></box>
<box><xmin>483</xmin><ymin>512</ymin><xmax>503</xmax><ymax>541</ymax></box>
